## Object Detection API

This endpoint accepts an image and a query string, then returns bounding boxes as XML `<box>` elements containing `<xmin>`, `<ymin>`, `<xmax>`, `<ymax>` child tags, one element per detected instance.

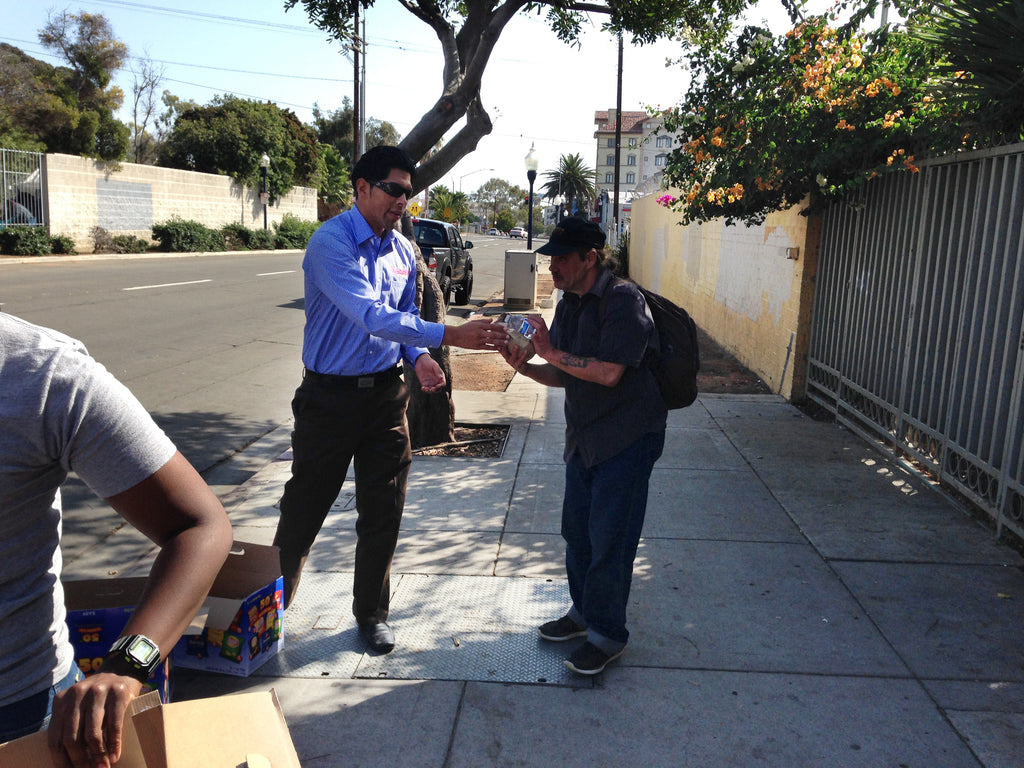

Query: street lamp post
<box><xmin>259</xmin><ymin>153</ymin><xmax>270</xmax><ymax>230</ymax></box>
<box><xmin>524</xmin><ymin>143</ymin><xmax>538</xmax><ymax>250</ymax></box>
<box><xmin>553</xmin><ymin>194</ymin><xmax>564</xmax><ymax>226</ymax></box>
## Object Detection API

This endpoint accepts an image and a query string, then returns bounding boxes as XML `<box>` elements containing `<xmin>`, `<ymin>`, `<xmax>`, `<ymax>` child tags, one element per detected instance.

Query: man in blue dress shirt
<box><xmin>273</xmin><ymin>146</ymin><xmax>506</xmax><ymax>654</ymax></box>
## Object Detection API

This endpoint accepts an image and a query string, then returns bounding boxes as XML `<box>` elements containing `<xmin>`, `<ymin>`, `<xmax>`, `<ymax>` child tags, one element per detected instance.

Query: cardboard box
<box><xmin>63</xmin><ymin>578</ymin><xmax>171</xmax><ymax>702</ymax></box>
<box><xmin>171</xmin><ymin>541</ymin><xmax>284</xmax><ymax>677</ymax></box>
<box><xmin>0</xmin><ymin>689</ymin><xmax>302</xmax><ymax>767</ymax></box>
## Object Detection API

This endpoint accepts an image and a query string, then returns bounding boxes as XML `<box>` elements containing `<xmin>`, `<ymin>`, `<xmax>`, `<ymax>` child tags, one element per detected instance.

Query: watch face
<box><xmin>127</xmin><ymin>635</ymin><xmax>160</xmax><ymax>663</ymax></box>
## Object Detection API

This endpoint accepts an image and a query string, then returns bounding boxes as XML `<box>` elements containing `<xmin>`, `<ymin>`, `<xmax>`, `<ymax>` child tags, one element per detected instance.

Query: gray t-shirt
<box><xmin>0</xmin><ymin>314</ymin><xmax>175</xmax><ymax>706</ymax></box>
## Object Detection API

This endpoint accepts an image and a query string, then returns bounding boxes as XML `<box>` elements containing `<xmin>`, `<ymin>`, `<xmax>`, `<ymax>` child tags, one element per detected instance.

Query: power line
<box><xmin>83</xmin><ymin>0</ymin><xmax>323</xmax><ymax>35</ymax></box>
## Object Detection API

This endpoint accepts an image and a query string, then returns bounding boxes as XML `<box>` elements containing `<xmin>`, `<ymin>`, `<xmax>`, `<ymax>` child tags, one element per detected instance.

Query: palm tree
<box><xmin>540</xmin><ymin>153</ymin><xmax>597</xmax><ymax>220</ymax></box>
<box><xmin>912</xmin><ymin>0</ymin><xmax>1024</xmax><ymax>141</ymax></box>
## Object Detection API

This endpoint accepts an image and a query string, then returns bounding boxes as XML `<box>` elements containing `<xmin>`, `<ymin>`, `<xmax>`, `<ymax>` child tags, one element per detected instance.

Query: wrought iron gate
<box><xmin>808</xmin><ymin>143</ymin><xmax>1024</xmax><ymax>540</ymax></box>
<box><xmin>1</xmin><ymin>149</ymin><xmax>46</xmax><ymax>227</ymax></box>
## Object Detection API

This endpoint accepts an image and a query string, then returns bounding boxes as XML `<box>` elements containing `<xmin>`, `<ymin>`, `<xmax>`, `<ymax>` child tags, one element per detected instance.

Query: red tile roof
<box><xmin>593</xmin><ymin>110</ymin><xmax>649</xmax><ymax>134</ymax></box>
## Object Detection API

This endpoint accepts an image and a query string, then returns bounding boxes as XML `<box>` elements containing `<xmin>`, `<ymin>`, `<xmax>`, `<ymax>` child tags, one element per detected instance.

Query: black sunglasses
<box><xmin>372</xmin><ymin>180</ymin><xmax>414</xmax><ymax>199</ymax></box>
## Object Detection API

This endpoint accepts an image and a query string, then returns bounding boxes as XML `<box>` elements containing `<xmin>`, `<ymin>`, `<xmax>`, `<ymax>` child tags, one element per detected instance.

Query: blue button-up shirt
<box><xmin>301</xmin><ymin>207</ymin><xmax>445</xmax><ymax>375</ymax></box>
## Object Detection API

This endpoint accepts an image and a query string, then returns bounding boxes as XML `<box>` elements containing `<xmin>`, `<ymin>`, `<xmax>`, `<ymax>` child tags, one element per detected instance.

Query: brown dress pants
<box><xmin>273</xmin><ymin>372</ymin><xmax>410</xmax><ymax>624</ymax></box>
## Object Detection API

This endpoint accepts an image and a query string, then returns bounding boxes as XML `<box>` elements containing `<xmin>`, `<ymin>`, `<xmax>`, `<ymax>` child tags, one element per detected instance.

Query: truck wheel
<box><xmin>438</xmin><ymin>271</ymin><xmax>452</xmax><ymax>309</ymax></box>
<box><xmin>453</xmin><ymin>267</ymin><xmax>473</xmax><ymax>305</ymax></box>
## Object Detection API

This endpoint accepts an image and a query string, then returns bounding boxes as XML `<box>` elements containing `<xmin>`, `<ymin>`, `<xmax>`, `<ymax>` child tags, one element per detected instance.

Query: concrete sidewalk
<box><xmin>150</xmin><ymin>385</ymin><xmax>1023</xmax><ymax>767</ymax></box>
<box><xmin>57</xmin><ymin>290</ymin><xmax>1024</xmax><ymax>766</ymax></box>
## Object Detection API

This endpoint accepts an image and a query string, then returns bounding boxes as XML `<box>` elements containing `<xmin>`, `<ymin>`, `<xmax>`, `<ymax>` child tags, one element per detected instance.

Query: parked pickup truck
<box><xmin>411</xmin><ymin>217</ymin><xmax>474</xmax><ymax>307</ymax></box>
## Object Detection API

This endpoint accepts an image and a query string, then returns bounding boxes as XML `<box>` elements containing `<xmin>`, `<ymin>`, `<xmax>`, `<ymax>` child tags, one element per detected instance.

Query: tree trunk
<box><xmin>400</xmin><ymin>215</ymin><xmax>455</xmax><ymax>448</ymax></box>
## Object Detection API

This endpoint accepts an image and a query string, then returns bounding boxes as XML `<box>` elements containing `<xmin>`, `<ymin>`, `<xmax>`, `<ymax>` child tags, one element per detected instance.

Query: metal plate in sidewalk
<box><xmin>355</xmin><ymin>574</ymin><xmax>583</xmax><ymax>686</ymax></box>
<box><xmin>253</xmin><ymin>571</ymin><xmax>364</xmax><ymax>679</ymax></box>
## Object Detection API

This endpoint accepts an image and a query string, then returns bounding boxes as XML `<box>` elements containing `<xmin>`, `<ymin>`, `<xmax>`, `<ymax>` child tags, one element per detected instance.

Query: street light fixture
<box><xmin>524</xmin><ymin>143</ymin><xmax>538</xmax><ymax>249</ymax></box>
<box><xmin>552</xmin><ymin>194</ymin><xmax>564</xmax><ymax>226</ymax></box>
<box><xmin>259</xmin><ymin>153</ymin><xmax>270</xmax><ymax>231</ymax></box>
<box><xmin>459</xmin><ymin>167</ymin><xmax>493</xmax><ymax>192</ymax></box>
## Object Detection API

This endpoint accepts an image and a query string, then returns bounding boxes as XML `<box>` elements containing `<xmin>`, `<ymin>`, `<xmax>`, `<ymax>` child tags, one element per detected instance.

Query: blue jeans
<box><xmin>0</xmin><ymin>663</ymin><xmax>83</xmax><ymax>741</ymax></box>
<box><xmin>562</xmin><ymin>430</ymin><xmax>665</xmax><ymax>654</ymax></box>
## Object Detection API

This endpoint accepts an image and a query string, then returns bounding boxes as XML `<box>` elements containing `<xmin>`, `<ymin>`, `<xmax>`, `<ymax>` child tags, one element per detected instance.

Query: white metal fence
<box><xmin>808</xmin><ymin>143</ymin><xmax>1024</xmax><ymax>540</ymax></box>
<box><xmin>1</xmin><ymin>149</ymin><xmax>46</xmax><ymax>227</ymax></box>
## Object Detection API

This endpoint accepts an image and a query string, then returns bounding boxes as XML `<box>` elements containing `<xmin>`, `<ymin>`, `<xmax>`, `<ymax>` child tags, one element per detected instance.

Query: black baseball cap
<box><xmin>536</xmin><ymin>217</ymin><xmax>606</xmax><ymax>256</ymax></box>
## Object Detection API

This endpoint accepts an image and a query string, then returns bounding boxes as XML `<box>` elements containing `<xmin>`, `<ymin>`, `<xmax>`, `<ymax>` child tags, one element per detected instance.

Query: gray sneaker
<box><xmin>565</xmin><ymin>642</ymin><xmax>623</xmax><ymax>675</ymax></box>
<box><xmin>537</xmin><ymin>615</ymin><xmax>587</xmax><ymax>642</ymax></box>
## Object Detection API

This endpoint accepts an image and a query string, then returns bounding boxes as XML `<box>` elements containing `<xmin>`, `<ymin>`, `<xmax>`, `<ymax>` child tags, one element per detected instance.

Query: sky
<box><xmin>1</xmin><ymin>0</ymin><xmax>824</xmax><ymax>194</ymax></box>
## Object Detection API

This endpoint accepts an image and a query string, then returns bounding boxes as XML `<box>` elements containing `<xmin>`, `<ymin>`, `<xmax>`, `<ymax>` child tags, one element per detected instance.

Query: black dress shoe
<box><xmin>358</xmin><ymin>622</ymin><xmax>395</xmax><ymax>654</ymax></box>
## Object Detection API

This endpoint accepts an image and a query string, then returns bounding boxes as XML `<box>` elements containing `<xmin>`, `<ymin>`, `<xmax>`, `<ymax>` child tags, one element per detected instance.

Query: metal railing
<box><xmin>1</xmin><ymin>149</ymin><xmax>46</xmax><ymax>227</ymax></box>
<box><xmin>808</xmin><ymin>143</ymin><xmax>1024</xmax><ymax>540</ymax></box>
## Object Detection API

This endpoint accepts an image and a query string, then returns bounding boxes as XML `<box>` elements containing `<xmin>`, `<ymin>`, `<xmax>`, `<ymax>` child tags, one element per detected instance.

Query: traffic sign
<box><xmin>408</xmin><ymin>201</ymin><xmax>421</xmax><ymax>216</ymax></box>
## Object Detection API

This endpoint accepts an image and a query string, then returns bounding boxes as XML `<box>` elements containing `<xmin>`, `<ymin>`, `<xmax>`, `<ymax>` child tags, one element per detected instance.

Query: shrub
<box><xmin>0</xmin><ymin>226</ymin><xmax>52</xmax><ymax>256</ymax></box>
<box><xmin>221</xmin><ymin>223</ymin><xmax>252</xmax><ymax>250</ymax></box>
<box><xmin>151</xmin><ymin>218</ymin><xmax>225</xmax><ymax>252</ymax></box>
<box><xmin>92</xmin><ymin>226</ymin><xmax>116</xmax><ymax>253</ymax></box>
<box><xmin>273</xmin><ymin>214</ymin><xmax>319</xmax><ymax>249</ymax></box>
<box><xmin>50</xmin><ymin>235</ymin><xmax>78</xmax><ymax>255</ymax></box>
<box><xmin>112</xmin><ymin>234</ymin><xmax>151</xmax><ymax>254</ymax></box>
<box><xmin>248</xmin><ymin>228</ymin><xmax>275</xmax><ymax>250</ymax></box>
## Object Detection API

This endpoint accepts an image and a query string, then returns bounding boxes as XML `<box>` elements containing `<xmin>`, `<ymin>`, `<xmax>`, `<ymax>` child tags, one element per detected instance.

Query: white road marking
<box><xmin>257</xmin><ymin>270</ymin><xmax>296</xmax><ymax>276</ymax></box>
<box><xmin>123</xmin><ymin>279</ymin><xmax>212</xmax><ymax>291</ymax></box>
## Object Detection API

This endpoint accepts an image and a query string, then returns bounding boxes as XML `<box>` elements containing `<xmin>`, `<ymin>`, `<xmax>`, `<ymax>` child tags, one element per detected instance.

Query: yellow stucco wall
<box><xmin>43</xmin><ymin>153</ymin><xmax>318</xmax><ymax>251</ymax></box>
<box><xmin>629</xmin><ymin>190</ymin><xmax>819</xmax><ymax>400</ymax></box>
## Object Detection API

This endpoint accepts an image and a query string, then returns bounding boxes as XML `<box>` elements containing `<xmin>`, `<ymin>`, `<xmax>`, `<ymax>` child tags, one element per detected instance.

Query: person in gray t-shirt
<box><xmin>0</xmin><ymin>313</ymin><xmax>232</xmax><ymax>766</ymax></box>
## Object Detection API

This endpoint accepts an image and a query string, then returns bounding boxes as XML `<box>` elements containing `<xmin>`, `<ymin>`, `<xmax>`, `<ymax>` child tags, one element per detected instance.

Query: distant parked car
<box><xmin>487</xmin><ymin>227</ymin><xmax>500</xmax><ymax>236</ymax></box>
<box><xmin>412</xmin><ymin>217</ymin><xmax>474</xmax><ymax>307</ymax></box>
<box><xmin>508</xmin><ymin>227</ymin><xmax>526</xmax><ymax>238</ymax></box>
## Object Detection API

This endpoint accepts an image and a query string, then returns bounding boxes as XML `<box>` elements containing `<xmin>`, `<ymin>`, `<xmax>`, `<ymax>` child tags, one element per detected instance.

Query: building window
<box><xmin>627</xmin><ymin>155</ymin><xmax>636</xmax><ymax>166</ymax></box>
<box><xmin>626</xmin><ymin>172</ymin><xmax>636</xmax><ymax>184</ymax></box>
<box><xmin>605</xmin><ymin>172</ymin><xmax>614</xmax><ymax>183</ymax></box>
<box><xmin>606</xmin><ymin>155</ymin><xmax>615</xmax><ymax>165</ymax></box>
<box><xmin>606</xmin><ymin>138</ymin><xmax>615</xmax><ymax>148</ymax></box>
<box><xmin>655</xmin><ymin>154</ymin><xmax>668</xmax><ymax>167</ymax></box>
<box><xmin>628</xmin><ymin>138</ymin><xmax>637</xmax><ymax>148</ymax></box>
<box><xmin>656</xmin><ymin>135</ymin><xmax>672</xmax><ymax>148</ymax></box>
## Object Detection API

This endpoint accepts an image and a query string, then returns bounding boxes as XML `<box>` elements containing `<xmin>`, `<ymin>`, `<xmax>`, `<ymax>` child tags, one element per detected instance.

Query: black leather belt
<box><xmin>303</xmin><ymin>365</ymin><xmax>402</xmax><ymax>389</ymax></box>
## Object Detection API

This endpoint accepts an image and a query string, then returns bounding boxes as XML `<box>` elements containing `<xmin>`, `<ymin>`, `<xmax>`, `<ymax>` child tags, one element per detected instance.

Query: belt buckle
<box><xmin>357</xmin><ymin>375</ymin><xmax>375</xmax><ymax>389</ymax></box>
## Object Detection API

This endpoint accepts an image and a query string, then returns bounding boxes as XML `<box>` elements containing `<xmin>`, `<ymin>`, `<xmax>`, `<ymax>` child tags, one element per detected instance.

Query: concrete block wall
<box><xmin>628</xmin><ymin>191</ymin><xmax>819</xmax><ymax>400</ymax></box>
<box><xmin>43</xmin><ymin>154</ymin><xmax>318</xmax><ymax>251</ymax></box>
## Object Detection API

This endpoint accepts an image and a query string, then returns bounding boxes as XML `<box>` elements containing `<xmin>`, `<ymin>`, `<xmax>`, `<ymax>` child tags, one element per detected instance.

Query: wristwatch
<box><xmin>103</xmin><ymin>634</ymin><xmax>162</xmax><ymax>682</ymax></box>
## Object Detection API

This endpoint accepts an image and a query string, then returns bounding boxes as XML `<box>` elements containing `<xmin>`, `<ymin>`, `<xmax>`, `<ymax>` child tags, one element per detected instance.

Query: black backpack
<box><xmin>602</xmin><ymin>278</ymin><xmax>700</xmax><ymax>409</ymax></box>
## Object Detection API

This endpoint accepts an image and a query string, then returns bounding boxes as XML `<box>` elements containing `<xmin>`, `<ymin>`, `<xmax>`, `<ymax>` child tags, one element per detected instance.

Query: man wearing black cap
<box><xmin>500</xmin><ymin>217</ymin><xmax>667</xmax><ymax>675</ymax></box>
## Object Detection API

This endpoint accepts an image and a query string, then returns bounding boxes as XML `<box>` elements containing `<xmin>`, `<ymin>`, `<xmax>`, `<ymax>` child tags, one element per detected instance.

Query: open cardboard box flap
<box><xmin>198</xmin><ymin>541</ymin><xmax>281</xmax><ymax>630</ymax></box>
<box><xmin>0</xmin><ymin>689</ymin><xmax>300</xmax><ymax>767</ymax></box>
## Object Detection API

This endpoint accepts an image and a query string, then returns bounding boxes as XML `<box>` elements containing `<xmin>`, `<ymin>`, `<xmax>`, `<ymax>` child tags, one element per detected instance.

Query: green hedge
<box><xmin>151</xmin><ymin>218</ymin><xmax>225</xmax><ymax>252</ymax></box>
<box><xmin>0</xmin><ymin>226</ymin><xmax>52</xmax><ymax>255</ymax></box>
<box><xmin>273</xmin><ymin>214</ymin><xmax>319</xmax><ymax>249</ymax></box>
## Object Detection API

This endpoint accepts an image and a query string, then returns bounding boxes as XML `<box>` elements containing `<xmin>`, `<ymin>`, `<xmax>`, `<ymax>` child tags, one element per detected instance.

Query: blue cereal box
<box><xmin>63</xmin><ymin>578</ymin><xmax>171</xmax><ymax>702</ymax></box>
<box><xmin>171</xmin><ymin>541</ymin><xmax>284</xmax><ymax>677</ymax></box>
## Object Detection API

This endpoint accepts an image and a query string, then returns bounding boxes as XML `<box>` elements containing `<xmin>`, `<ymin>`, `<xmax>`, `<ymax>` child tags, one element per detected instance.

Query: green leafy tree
<box><xmin>286</xmin><ymin>0</ymin><xmax>755</xmax><ymax>190</ymax></box>
<box><xmin>158</xmin><ymin>95</ymin><xmax>325</xmax><ymax>201</ymax></box>
<box><xmin>0</xmin><ymin>12</ymin><xmax>131</xmax><ymax>159</ymax></box>
<box><xmin>910</xmin><ymin>0</ymin><xmax>1024</xmax><ymax>141</ymax></box>
<box><xmin>539</xmin><ymin>153</ymin><xmax>598</xmax><ymax>219</ymax></box>
<box><xmin>473</xmin><ymin>177</ymin><xmax>527</xmax><ymax>229</ymax></box>
<box><xmin>312</xmin><ymin>98</ymin><xmax>402</xmax><ymax>162</ymax></box>
<box><xmin>37</xmin><ymin>11</ymin><xmax>130</xmax><ymax>159</ymax></box>
<box><xmin>657</xmin><ymin>5</ymin><xmax>964</xmax><ymax>225</ymax></box>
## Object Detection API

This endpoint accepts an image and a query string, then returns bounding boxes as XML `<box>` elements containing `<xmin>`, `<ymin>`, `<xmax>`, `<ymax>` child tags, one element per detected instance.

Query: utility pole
<box><xmin>352</xmin><ymin>4</ymin><xmax>362</xmax><ymax>165</ymax></box>
<box><xmin>611</xmin><ymin>32</ymin><xmax>623</xmax><ymax>248</ymax></box>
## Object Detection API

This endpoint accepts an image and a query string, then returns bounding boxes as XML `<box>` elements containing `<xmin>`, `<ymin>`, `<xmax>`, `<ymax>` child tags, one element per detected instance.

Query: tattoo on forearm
<box><xmin>558</xmin><ymin>353</ymin><xmax>590</xmax><ymax>370</ymax></box>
